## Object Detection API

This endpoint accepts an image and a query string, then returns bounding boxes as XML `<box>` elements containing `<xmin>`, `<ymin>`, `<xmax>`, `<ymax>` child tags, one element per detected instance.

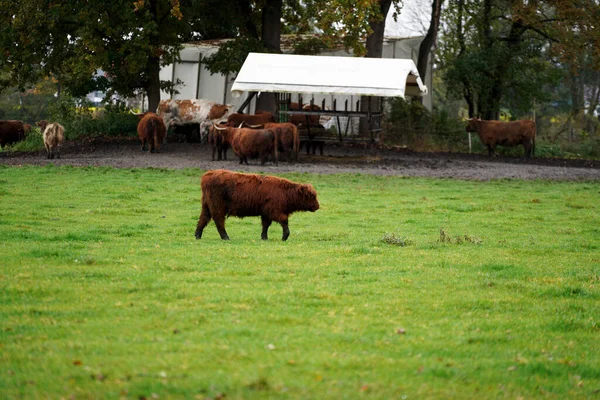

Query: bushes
<box><xmin>48</xmin><ymin>96</ymin><xmax>138</xmax><ymax>139</ymax></box>
<box><xmin>384</xmin><ymin>98</ymin><xmax>467</xmax><ymax>152</ymax></box>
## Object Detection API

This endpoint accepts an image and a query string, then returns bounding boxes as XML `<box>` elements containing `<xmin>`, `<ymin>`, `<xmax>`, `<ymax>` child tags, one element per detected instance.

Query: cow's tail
<box><xmin>272</xmin><ymin>129</ymin><xmax>279</xmax><ymax>165</ymax></box>
<box><xmin>292</xmin><ymin>124</ymin><xmax>300</xmax><ymax>161</ymax></box>
<box><xmin>531</xmin><ymin>120</ymin><xmax>537</xmax><ymax>157</ymax></box>
<box><xmin>147</xmin><ymin>118</ymin><xmax>157</xmax><ymax>151</ymax></box>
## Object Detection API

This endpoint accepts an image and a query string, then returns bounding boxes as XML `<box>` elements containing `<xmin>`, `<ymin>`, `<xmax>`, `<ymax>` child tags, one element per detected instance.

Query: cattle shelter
<box><xmin>230</xmin><ymin>52</ymin><xmax>428</xmax><ymax>145</ymax></box>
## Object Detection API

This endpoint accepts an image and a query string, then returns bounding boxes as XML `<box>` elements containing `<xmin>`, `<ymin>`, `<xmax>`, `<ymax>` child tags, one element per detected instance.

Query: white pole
<box><xmin>468</xmin><ymin>132</ymin><xmax>472</xmax><ymax>153</ymax></box>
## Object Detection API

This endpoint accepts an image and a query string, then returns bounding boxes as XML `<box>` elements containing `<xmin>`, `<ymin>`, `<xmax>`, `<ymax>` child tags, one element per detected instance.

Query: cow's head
<box><xmin>299</xmin><ymin>184</ymin><xmax>320</xmax><ymax>212</ymax></box>
<box><xmin>465</xmin><ymin>118</ymin><xmax>481</xmax><ymax>132</ymax></box>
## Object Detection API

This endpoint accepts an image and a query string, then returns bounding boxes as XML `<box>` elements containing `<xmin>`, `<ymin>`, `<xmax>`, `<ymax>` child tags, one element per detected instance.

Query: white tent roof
<box><xmin>231</xmin><ymin>53</ymin><xmax>428</xmax><ymax>99</ymax></box>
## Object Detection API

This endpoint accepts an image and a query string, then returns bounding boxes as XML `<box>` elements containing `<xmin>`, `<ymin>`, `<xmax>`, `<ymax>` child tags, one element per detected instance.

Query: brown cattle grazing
<box><xmin>0</xmin><ymin>120</ymin><xmax>25</xmax><ymax>148</ymax></box>
<box><xmin>226</xmin><ymin>112</ymin><xmax>275</xmax><ymax>128</ymax></box>
<box><xmin>137</xmin><ymin>112</ymin><xmax>167</xmax><ymax>153</ymax></box>
<box><xmin>466</xmin><ymin>118</ymin><xmax>536</xmax><ymax>157</ymax></box>
<box><xmin>42</xmin><ymin>123</ymin><xmax>65</xmax><ymax>159</ymax></box>
<box><xmin>195</xmin><ymin>169</ymin><xmax>320</xmax><ymax>241</ymax></box>
<box><xmin>214</xmin><ymin>125</ymin><xmax>278</xmax><ymax>165</ymax></box>
<box><xmin>262</xmin><ymin>122</ymin><xmax>300</xmax><ymax>162</ymax></box>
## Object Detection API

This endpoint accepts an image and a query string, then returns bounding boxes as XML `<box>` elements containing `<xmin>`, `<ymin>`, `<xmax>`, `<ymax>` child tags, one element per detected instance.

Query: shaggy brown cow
<box><xmin>23</xmin><ymin>124</ymin><xmax>32</xmax><ymax>136</ymax></box>
<box><xmin>262</xmin><ymin>122</ymin><xmax>300</xmax><ymax>162</ymax></box>
<box><xmin>208</xmin><ymin>122</ymin><xmax>229</xmax><ymax>161</ymax></box>
<box><xmin>233</xmin><ymin>128</ymin><xmax>278</xmax><ymax>166</ymax></box>
<box><xmin>466</xmin><ymin>118</ymin><xmax>536</xmax><ymax>157</ymax></box>
<box><xmin>42</xmin><ymin>123</ymin><xmax>65</xmax><ymax>159</ymax></box>
<box><xmin>36</xmin><ymin>120</ymin><xmax>49</xmax><ymax>132</ymax></box>
<box><xmin>214</xmin><ymin>124</ymin><xmax>278</xmax><ymax>166</ymax></box>
<box><xmin>226</xmin><ymin>112</ymin><xmax>275</xmax><ymax>128</ymax></box>
<box><xmin>289</xmin><ymin>102</ymin><xmax>321</xmax><ymax>126</ymax></box>
<box><xmin>137</xmin><ymin>112</ymin><xmax>167</xmax><ymax>153</ymax></box>
<box><xmin>0</xmin><ymin>120</ymin><xmax>25</xmax><ymax>148</ymax></box>
<box><xmin>195</xmin><ymin>169</ymin><xmax>320</xmax><ymax>241</ymax></box>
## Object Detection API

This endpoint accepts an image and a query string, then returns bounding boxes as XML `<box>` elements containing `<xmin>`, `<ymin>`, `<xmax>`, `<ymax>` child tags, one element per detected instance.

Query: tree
<box><xmin>438</xmin><ymin>0</ymin><xmax>600</xmax><ymax>120</ymax></box>
<box><xmin>417</xmin><ymin>0</ymin><xmax>442</xmax><ymax>81</ymax></box>
<box><xmin>0</xmin><ymin>0</ymin><xmax>193</xmax><ymax>111</ymax></box>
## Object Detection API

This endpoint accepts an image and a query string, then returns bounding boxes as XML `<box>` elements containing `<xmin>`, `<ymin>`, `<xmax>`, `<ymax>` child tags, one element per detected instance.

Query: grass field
<box><xmin>0</xmin><ymin>165</ymin><xmax>599</xmax><ymax>399</ymax></box>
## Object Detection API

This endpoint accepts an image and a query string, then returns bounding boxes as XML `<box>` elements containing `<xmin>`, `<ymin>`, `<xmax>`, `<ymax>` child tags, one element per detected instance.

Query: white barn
<box><xmin>159</xmin><ymin>35</ymin><xmax>433</xmax><ymax>114</ymax></box>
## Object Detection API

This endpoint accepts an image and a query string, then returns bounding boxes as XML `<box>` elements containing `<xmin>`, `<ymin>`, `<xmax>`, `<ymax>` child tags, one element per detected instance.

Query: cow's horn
<box><xmin>213</xmin><ymin>122</ymin><xmax>227</xmax><ymax>131</ymax></box>
<box><xmin>238</xmin><ymin>122</ymin><xmax>245</xmax><ymax>129</ymax></box>
<box><xmin>247</xmin><ymin>123</ymin><xmax>263</xmax><ymax>129</ymax></box>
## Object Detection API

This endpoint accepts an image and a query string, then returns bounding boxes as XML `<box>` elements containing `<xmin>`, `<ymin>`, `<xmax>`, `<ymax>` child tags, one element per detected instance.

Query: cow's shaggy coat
<box><xmin>208</xmin><ymin>123</ymin><xmax>229</xmax><ymax>161</ymax></box>
<box><xmin>216</xmin><ymin>125</ymin><xmax>278</xmax><ymax>165</ymax></box>
<box><xmin>42</xmin><ymin>122</ymin><xmax>65</xmax><ymax>159</ymax></box>
<box><xmin>263</xmin><ymin>122</ymin><xmax>300</xmax><ymax>162</ymax></box>
<box><xmin>137</xmin><ymin>113</ymin><xmax>167</xmax><ymax>153</ymax></box>
<box><xmin>195</xmin><ymin>170</ymin><xmax>320</xmax><ymax>241</ymax></box>
<box><xmin>466</xmin><ymin>119</ymin><xmax>536</xmax><ymax>157</ymax></box>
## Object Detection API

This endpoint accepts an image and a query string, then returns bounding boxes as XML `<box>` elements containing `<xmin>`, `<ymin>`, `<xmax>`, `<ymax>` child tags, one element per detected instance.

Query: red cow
<box><xmin>0</xmin><ymin>120</ymin><xmax>26</xmax><ymax>148</ymax></box>
<box><xmin>208</xmin><ymin>122</ymin><xmax>229</xmax><ymax>161</ymax></box>
<box><xmin>289</xmin><ymin>102</ymin><xmax>321</xmax><ymax>126</ymax></box>
<box><xmin>226</xmin><ymin>112</ymin><xmax>275</xmax><ymax>128</ymax></box>
<box><xmin>214</xmin><ymin>124</ymin><xmax>278</xmax><ymax>166</ymax></box>
<box><xmin>195</xmin><ymin>169</ymin><xmax>320</xmax><ymax>241</ymax></box>
<box><xmin>137</xmin><ymin>113</ymin><xmax>167</xmax><ymax>153</ymax></box>
<box><xmin>262</xmin><ymin>122</ymin><xmax>300</xmax><ymax>162</ymax></box>
<box><xmin>466</xmin><ymin>118</ymin><xmax>536</xmax><ymax>157</ymax></box>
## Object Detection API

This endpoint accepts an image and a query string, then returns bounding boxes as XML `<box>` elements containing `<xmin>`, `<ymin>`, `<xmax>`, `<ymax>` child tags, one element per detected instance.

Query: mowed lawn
<box><xmin>0</xmin><ymin>165</ymin><xmax>599</xmax><ymax>399</ymax></box>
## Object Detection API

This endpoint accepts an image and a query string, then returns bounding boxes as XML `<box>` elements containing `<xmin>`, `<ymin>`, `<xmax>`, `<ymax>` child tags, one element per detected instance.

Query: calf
<box><xmin>466</xmin><ymin>118</ymin><xmax>536</xmax><ymax>157</ymax></box>
<box><xmin>42</xmin><ymin>123</ymin><xmax>65</xmax><ymax>159</ymax></box>
<box><xmin>195</xmin><ymin>169</ymin><xmax>319</xmax><ymax>241</ymax></box>
<box><xmin>137</xmin><ymin>113</ymin><xmax>167</xmax><ymax>153</ymax></box>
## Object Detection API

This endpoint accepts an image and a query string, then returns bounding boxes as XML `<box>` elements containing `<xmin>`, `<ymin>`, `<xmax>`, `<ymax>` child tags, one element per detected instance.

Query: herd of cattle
<box><xmin>140</xmin><ymin>99</ymin><xmax>303</xmax><ymax>165</ymax></box>
<box><xmin>0</xmin><ymin>119</ymin><xmax>65</xmax><ymax>159</ymax></box>
<box><xmin>1</xmin><ymin>98</ymin><xmax>537</xmax><ymax>163</ymax></box>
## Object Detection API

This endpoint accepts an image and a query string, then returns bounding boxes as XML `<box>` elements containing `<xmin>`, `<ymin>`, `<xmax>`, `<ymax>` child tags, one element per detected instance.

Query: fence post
<box><xmin>468</xmin><ymin>132</ymin><xmax>472</xmax><ymax>153</ymax></box>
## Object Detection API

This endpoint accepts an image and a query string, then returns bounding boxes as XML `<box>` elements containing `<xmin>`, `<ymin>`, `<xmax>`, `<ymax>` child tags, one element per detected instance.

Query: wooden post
<box><xmin>468</xmin><ymin>132</ymin><xmax>472</xmax><ymax>153</ymax></box>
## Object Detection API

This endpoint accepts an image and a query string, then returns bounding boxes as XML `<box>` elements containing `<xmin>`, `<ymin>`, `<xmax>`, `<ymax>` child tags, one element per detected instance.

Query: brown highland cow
<box><xmin>195</xmin><ymin>169</ymin><xmax>319</xmax><ymax>241</ymax></box>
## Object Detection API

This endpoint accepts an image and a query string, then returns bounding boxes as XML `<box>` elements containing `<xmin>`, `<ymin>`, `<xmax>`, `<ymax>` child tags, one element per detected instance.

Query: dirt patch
<box><xmin>1</xmin><ymin>137</ymin><xmax>599</xmax><ymax>181</ymax></box>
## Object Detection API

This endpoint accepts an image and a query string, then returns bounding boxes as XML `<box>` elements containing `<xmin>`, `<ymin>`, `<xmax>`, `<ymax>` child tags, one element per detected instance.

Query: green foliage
<box><xmin>4</xmin><ymin>128</ymin><xmax>44</xmax><ymax>152</ymax></box>
<box><xmin>291</xmin><ymin>36</ymin><xmax>327</xmax><ymax>55</ymax></box>
<box><xmin>1</xmin><ymin>167</ymin><xmax>599</xmax><ymax>398</ymax></box>
<box><xmin>203</xmin><ymin>37</ymin><xmax>269</xmax><ymax>76</ymax></box>
<box><xmin>45</xmin><ymin>96</ymin><xmax>138</xmax><ymax>139</ymax></box>
<box><xmin>385</xmin><ymin>98</ymin><xmax>467</xmax><ymax>151</ymax></box>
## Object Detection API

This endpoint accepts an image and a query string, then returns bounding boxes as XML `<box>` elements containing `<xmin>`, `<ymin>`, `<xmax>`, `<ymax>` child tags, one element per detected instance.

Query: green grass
<box><xmin>0</xmin><ymin>165</ymin><xmax>599</xmax><ymax>399</ymax></box>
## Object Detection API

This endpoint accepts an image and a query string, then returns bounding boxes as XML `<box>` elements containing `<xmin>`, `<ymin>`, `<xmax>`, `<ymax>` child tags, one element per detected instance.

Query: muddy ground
<box><xmin>1</xmin><ymin>137</ymin><xmax>599</xmax><ymax>181</ymax></box>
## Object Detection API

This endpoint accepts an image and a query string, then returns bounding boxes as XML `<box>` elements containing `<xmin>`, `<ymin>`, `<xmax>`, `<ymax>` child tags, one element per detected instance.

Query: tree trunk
<box><xmin>146</xmin><ymin>55</ymin><xmax>162</xmax><ymax>112</ymax></box>
<box><xmin>255</xmin><ymin>0</ymin><xmax>281</xmax><ymax>113</ymax></box>
<box><xmin>360</xmin><ymin>0</ymin><xmax>392</xmax><ymax>137</ymax></box>
<box><xmin>417</xmin><ymin>0</ymin><xmax>442</xmax><ymax>80</ymax></box>
<box><xmin>456</xmin><ymin>0</ymin><xmax>475</xmax><ymax>117</ymax></box>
